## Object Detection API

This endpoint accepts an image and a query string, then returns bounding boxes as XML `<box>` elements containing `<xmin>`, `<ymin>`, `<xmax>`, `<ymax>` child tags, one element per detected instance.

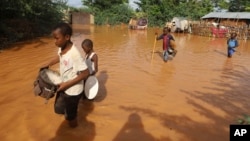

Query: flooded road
<box><xmin>1</xmin><ymin>25</ymin><xmax>250</xmax><ymax>141</ymax></box>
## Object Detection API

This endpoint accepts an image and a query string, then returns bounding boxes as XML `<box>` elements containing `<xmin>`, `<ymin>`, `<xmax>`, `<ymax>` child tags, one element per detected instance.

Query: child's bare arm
<box><xmin>41</xmin><ymin>56</ymin><xmax>59</xmax><ymax>68</ymax></box>
<box><xmin>92</xmin><ymin>54</ymin><xmax>98</xmax><ymax>75</ymax></box>
<box><xmin>236</xmin><ymin>40</ymin><xmax>239</xmax><ymax>47</ymax></box>
<box><xmin>155</xmin><ymin>34</ymin><xmax>162</xmax><ymax>40</ymax></box>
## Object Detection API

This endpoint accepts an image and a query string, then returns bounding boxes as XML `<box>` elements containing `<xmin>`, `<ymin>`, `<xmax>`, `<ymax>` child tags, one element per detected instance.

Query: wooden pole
<box><xmin>151</xmin><ymin>27</ymin><xmax>159</xmax><ymax>61</ymax></box>
<box><xmin>152</xmin><ymin>35</ymin><xmax>157</xmax><ymax>54</ymax></box>
<box><xmin>236</xmin><ymin>14</ymin><xmax>239</xmax><ymax>26</ymax></box>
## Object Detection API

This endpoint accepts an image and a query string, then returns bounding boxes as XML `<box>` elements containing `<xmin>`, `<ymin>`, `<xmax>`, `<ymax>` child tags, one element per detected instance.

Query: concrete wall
<box><xmin>71</xmin><ymin>12</ymin><xmax>94</xmax><ymax>25</ymax></box>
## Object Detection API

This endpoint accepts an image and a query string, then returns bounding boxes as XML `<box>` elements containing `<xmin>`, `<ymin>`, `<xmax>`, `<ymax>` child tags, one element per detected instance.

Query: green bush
<box><xmin>238</xmin><ymin>114</ymin><xmax>250</xmax><ymax>125</ymax></box>
<box><xmin>0</xmin><ymin>0</ymin><xmax>67</xmax><ymax>48</ymax></box>
<box><xmin>94</xmin><ymin>4</ymin><xmax>134</xmax><ymax>25</ymax></box>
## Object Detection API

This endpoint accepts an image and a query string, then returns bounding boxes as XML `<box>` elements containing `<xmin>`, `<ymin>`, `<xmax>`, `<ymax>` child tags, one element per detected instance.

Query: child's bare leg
<box><xmin>172</xmin><ymin>49</ymin><xmax>177</xmax><ymax>57</ymax></box>
<box><xmin>69</xmin><ymin>118</ymin><xmax>78</xmax><ymax>128</ymax></box>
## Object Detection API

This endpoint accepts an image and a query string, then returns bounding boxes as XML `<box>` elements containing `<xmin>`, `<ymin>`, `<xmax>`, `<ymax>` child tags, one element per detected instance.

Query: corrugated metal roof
<box><xmin>201</xmin><ymin>12</ymin><xmax>250</xmax><ymax>19</ymax></box>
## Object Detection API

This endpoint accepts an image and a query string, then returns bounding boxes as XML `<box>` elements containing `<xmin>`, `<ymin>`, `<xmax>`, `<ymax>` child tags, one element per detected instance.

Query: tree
<box><xmin>0</xmin><ymin>0</ymin><xmax>68</xmax><ymax>46</ymax></box>
<box><xmin>228</xmin><ymin>0</ymin><xmax>250</xmax><ymax>12</ymax></box>
<box><xmin>134</xmin><ymin>0</ymin><xmax>214</xmax><ymax>26</ymax></box>
<box><xmin>217</xmin><ymin>0</ymin><xmax>230</xmax><ymax>10</ymax></box>
<box><xmin>81</xmin><ymin>0</ymin><xmax>134</xmax><ymax>25</ymax></box>
<box><xmin>82</xmin><ymin>0</ymin><xmax>128</xmax><ymax>11</ymax></box>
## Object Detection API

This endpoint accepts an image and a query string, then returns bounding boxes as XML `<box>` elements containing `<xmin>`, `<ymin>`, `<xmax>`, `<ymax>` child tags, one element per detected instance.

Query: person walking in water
<box><xmin>155</xmin><ymin>27</ymin><xmax>177</xmax><ymax>62</ymax></box>
<box><xmin>227</xmin><ymin>33</ymin><xmax>239</xmax><ymax>58</ymax></box>
<box><xmin>82</xmin><ymin>39</ymin><xmax>98</xmax><ymax>76</ymax></box>
<box><xmin>41</xmin><ymin>23</ymin><xmax>90</xmax><ymax>128</ymax></box>
<box><xmin>81</xmin><ymin>39</ymin><xmax>98</xmax><ymax>100</ymax></box>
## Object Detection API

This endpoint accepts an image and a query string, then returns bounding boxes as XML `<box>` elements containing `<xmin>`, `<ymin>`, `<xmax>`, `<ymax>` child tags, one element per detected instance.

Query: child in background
<box><xmin>82</xmin><ymin>39</ymin><xmax>98</xmax><ymax>75</ymax></box>
<box><xmin>227</xmin><ymin>33</ymin><xmax>239</xmax><ymax>58</ymax></box>
<box><xmin>81</xmin><ymin>39</ymin><xmax>98</xmax><ymax>100</ymax></box>
<box><xmin>155</xmin><ymin>27</ymin><xmax>177</xmax><ymax>62</ymax></box>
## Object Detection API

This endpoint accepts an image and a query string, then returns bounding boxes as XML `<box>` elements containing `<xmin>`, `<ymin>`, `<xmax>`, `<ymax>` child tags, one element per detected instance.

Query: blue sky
<box><xmin>67</xmin><ymin>0</ymin><xmax>82</xmax><ymax>8</ymax></box>
<box><xmin>67</xmin><ymin>0</ymin><xmax>138</xmax><ymax>9</ymax></box>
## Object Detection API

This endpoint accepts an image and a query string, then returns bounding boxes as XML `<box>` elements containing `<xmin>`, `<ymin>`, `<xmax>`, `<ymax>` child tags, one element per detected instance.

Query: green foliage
<box><xmin>237</xmin><ymin>114</ymin><xmax>250</xmax><ymax>125</ymax></box>
<box><xmin>79</xmin><ymin>0</ymin><xmax>222</xmax><ymax>27</ymax></box>
<box><xmin>69</xmin><ymin>6</ymin><xmax>92</xmax><ymax>13</ymax></box>
<box><xmin>134</xmin><ymin>0</ymin><xmax>214</xmax><ymax>27</ymax></box>
<box><xmin>217</xmin><ymin>0</ymin><xmax>230</xmax><ymax>9</ymax></box>
<box><xmin>94</xmin><ymin>4</ymin><xmax>134</xmax><ymax>25</ymax></box>
<box><xmin>0</xmin><ymin>0</ymin><xmax>68</xmax><ymax>47</ymax></box>
<box><xmin>81</xmin><ymin>0</ymin><xmax>250</xmax><ymax>27</ymax></box>
<box><xmin>229</xmin><ymin>0</ymin><xmax>250</xmax><ymax>12</ymax></box>
<box><xmin>81</xmin><ymin>0</ymin><xmax>133</xmax><ymax>25</ymax></box>
<box><xmin>134</xmin><ymin>12</ymin><xmax>147</xmax><ymax>19</ymax></box>
<box><xmin>82</xmin><ymin>0</ymin><xmax>128</xmax><ymax>10</ymax></box>
<box><xmin>245</xmin><ymin>7</ymin><xmax>250</xmax><ymax>12</ymax></box>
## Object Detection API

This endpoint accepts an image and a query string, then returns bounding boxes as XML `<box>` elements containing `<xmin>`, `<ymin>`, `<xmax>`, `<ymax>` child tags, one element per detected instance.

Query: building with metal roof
<box><xmin>201</xmin><ymin>12</ymin><xmax>250</xmax><ymax>26</ymax></box>
<box><xmin>201</xmin><ymin>12</ymin><xmax>250</xmax><ymax>19</ymax></box>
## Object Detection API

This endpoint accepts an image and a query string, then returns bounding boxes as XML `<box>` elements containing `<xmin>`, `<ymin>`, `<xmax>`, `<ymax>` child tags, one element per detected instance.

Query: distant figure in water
<box><xmin>41</xmin><ymin>23</ymin><xmax>90</xmax><ymax>128</ymax></box>
<box><xmin>227</xmin><ymin>33</ymin><xmax>238</xmax><ymax>58</ymax></box>
<box><xmin>155</xmin><ymin>27</ymin><xmax>177</xmax><ymax>62</ymax></box>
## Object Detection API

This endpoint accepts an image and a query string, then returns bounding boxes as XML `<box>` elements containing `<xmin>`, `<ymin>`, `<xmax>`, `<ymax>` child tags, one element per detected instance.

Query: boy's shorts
<box><xmin>54</xmin><ymin>91</ymin><xmax>82</xmax><ymax>121</ymax></box>
<box><xmin>228</xmin><ymin>47</ymin><xmax>235</xmax><ymax>57</ymax></box>
<box><xmin>163</xmin><ymin>50</ymin><xmax>169</xmax><ymax>61</ymax></box>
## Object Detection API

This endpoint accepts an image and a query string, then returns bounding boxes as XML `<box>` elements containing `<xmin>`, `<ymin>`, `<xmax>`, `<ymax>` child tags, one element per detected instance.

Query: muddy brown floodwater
<box><xmin>1</xmin><ymin>25</ymin><xmax>250</xmax><ymax>141</ymax></box>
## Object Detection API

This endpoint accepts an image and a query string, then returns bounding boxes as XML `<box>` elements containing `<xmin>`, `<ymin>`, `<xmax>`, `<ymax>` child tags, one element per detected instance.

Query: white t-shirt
<box><xmin>58</xmin><ymin>44</ymin><xmax>88</xmax><ymax>96</ymax></box>
<box><xmin>86</xmin><ymin>52</ymin><xmax>96</xmax><ymax>74</ymax></box>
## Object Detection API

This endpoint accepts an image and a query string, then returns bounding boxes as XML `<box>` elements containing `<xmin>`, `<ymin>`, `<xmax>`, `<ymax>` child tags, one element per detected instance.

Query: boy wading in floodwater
<box><xmin>81</xmin><ymin>39</ymin><xmax>98</xmax><ymax>99</ymax></box>
<box><xmin>227</xmin><ymin>33</ymin><xmax>239</xmax><ymax>58</ymax></box>
<box><xmin>155</xmin><ymin>27</ymin><xmax>177</xmax><ymax>62</ymax></box>
<box><xmin>41</xmin><ymin>23</ymin><xmax>89</xmax><ymax>128</ymax></box>
<box><xmin>82</xmin><ymin>39</ymin><xmax>98</xmax><ymax>76</ymax></box>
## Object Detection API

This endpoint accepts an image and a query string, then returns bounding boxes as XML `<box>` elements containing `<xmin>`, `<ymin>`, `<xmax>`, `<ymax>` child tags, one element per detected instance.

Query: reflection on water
<box><xmin>1</xmin><ymin>25</ymin><xmax>250</xmax><ymax>141</ymax></box>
